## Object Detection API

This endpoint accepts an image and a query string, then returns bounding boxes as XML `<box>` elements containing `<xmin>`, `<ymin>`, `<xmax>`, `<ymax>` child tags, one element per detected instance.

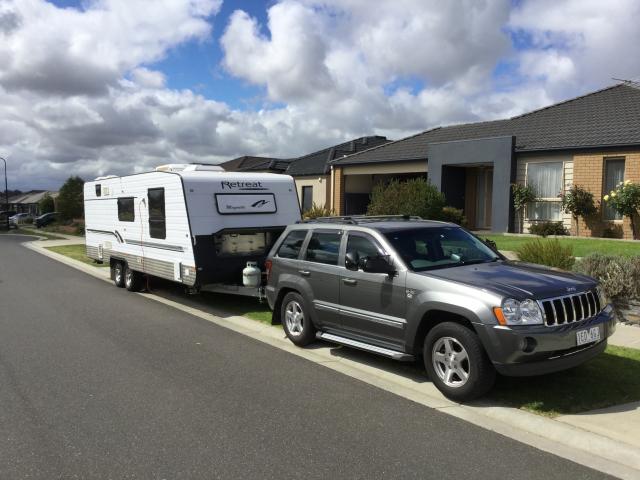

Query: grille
<box><xmin>539</xmin><ymin>289</ymin><xmax>602</xmax><ymax>327</ymax></box>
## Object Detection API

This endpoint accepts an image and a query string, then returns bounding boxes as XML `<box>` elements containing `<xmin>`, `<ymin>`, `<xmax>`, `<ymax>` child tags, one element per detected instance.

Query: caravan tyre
<box><xmin>125</xmin><ymin>266</ymin><xmax>143</xmax><ymax>292</ymax></box>
<box><xmin>113</xmin><ymin>261</ymin><xmax>125</xmax><ymax>288</ymax></box>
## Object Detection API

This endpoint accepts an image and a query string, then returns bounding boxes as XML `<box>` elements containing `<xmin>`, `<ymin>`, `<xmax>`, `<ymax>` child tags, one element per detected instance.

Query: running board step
<box><xmin>317</xmin><ymin>332</ymin><xmax>414</xmax><ymax>362</ymax></box>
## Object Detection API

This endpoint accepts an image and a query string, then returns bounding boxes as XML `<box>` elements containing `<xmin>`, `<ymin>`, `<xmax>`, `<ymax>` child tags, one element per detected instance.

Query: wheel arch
<box><xmin>409</xmin><ymin>308</ymin><xmax>480</xmax><ymax>356</ymax></box>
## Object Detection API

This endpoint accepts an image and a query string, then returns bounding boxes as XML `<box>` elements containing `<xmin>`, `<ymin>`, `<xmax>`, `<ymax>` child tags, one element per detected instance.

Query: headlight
<box><xmin>494</xmin><ymin>298</ymin><xmax>544</xmax><ymax>326</ymax></box>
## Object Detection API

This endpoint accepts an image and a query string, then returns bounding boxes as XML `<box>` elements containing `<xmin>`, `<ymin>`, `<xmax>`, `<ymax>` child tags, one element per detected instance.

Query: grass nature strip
<box><xmin>483</xmin><ymin>234</ymin><xmax>640</xmax><ymax>257</ymax></box>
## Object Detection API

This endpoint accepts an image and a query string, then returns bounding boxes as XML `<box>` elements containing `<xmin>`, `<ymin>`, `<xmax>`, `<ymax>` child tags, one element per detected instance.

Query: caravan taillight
<box><xmin>265</xmin><ymin>259</ymin><xmax>273</xmax><ymax>281</ymax></box>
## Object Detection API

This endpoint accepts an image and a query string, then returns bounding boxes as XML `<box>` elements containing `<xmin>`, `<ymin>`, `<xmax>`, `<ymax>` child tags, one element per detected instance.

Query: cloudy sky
<box><xmin>1</xmin><ymin>0</ymin><xmax>639</xmax><ymax>190</ymax></box>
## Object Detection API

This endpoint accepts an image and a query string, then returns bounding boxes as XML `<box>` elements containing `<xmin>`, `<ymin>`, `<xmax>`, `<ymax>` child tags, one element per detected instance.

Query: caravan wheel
<box><xmin>113</xmin><ymin>262</ymin><xmax>125</xmax><ymax>288</ymax></box>
<box><xmin>125</xmin><ymin>266</ymin><xmax>143</xmax><ymax>292</ymax></box>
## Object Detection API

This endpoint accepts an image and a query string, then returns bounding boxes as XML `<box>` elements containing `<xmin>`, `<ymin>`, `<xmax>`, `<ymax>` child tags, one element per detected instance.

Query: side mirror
<box><xmin>362</xmin><ymin>255</ymin><xmax>395</xmax><ymax>275</ymax></box>
<box><xmin>345</xmin><ymin>251</ymin><xmax>359</xmax><ymax>271</ymax></box>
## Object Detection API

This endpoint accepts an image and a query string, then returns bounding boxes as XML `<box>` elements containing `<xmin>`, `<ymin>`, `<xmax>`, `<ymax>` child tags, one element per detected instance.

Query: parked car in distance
<box><xmin>265</xmin><ymin>216</ymin><xmax>616</xmax><ymax>401</ymax></box>
<box><xmin>0</xmin><ymin>210</ymin><xmax>16</xmax><ymax>229</ymax></box>
<box><xmin>9</xmin><ymin>213</ymin><xmax>33</xmax><ymax>227</ymax></box>
<box><xmin>35</xmin><ymin>212</ymin><xmax>58</xmax><ymax>228</ymax></box>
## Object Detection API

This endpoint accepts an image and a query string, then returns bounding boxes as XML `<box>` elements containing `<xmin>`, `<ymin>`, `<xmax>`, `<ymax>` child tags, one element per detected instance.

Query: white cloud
<box><xmin>1</xmin><ymin>0</ymin><xmax>638</xmax><ymax>190</ymax></box>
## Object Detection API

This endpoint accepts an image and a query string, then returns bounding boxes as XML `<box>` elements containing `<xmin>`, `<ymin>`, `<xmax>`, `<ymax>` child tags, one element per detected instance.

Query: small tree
<box><xmin>511</xmin><ymin>183</ymin><xmax>537</xmax><ymax>233</ymax></box>
<box><xmin>57</xmin><ymin>176</ymin><xmax>85</xmax><ymax>221</ymax></box>
<box><xmin>604</xmin><ymin>180</ymin><xmax>640</xmax><ymax>239</ymax></box>
<box><xmin>39</xmin><ymin>193</ymin><xmax>55</xmax><ymax>214</ymax></box>
<box><xmin>560</xmin><ymin>185</ymin><xmax>596</xmax><ymax>237</ymax></box>
<box><xmin>367</xmin><ymin>178</ymin><xmax>446</xmax><ymax>219</ymax></box>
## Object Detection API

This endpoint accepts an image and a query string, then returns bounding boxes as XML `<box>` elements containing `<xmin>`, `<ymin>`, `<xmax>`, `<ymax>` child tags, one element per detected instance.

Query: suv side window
<box><xmin>276</xmin><ymin>230</ymin><xmax>308</xmax><ymax>259</ymax></box>
<box><xmin>305</xmin><ymin>231</ymin><xmax>341</xmax><ymax>265</ymax></box>
<box><xmin>345</xmin><ymin>234</ymin><xmax>383</xmax><ymax>266</ymax></box>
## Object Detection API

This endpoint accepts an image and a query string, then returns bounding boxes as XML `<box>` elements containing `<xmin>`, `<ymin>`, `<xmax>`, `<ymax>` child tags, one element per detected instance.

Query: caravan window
<box><xmin>117</xmin><ymin>197</ymin><xmax>135</xmax><ymax>222</ymax></box>
<box><xmin>148</xmin><ymin>188</ymin><xmax>166</xmax><ymax>239</ymax></box>
<box><xmin>95</xmin><ymin>184</ymin><xmax>102</xmax><ymax>197</ymax></box>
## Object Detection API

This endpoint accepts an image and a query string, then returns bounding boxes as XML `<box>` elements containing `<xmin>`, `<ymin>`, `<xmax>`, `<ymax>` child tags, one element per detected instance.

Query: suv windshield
<box><xmin>384</xmin><ymin>226</ymin><xmax>500</xmax><ymax>271</ymax></box>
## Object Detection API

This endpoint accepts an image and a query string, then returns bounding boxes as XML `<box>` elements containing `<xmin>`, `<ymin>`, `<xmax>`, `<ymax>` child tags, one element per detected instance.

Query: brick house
<box><xmin>328</xmin><ymin>83</ymin><xmax>640</xmax><ymax>238</ymax></box>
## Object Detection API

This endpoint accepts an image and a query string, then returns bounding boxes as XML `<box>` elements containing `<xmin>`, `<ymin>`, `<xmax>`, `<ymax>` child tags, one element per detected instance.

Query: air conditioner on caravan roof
<box><xmin>155</xmin><ymin>164</ymin><xmax>224</xmax><ymax>173</ymax></box>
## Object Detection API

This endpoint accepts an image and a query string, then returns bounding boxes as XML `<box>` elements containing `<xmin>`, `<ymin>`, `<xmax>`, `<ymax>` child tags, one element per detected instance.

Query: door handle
<box><xmin>342</xmin><ymin>278</ymin><xmax>357</xmax><ymax>285</ymax></box>
<box><xmin>298</xmin><ymin>270</ymin><xmax>311</xmax><ymax>277</ymax></box>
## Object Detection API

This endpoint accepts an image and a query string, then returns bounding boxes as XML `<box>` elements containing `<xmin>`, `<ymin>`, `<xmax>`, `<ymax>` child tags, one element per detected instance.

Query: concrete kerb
<box><xmin>24</xmin><ymin>240</ymin><xmax>640</xmax><ymax>480</ymax></box>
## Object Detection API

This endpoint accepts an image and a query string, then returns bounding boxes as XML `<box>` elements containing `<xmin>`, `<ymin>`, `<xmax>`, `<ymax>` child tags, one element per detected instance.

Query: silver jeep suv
<box><xmin>265</xmin><ymin>216</ymin><xmax>616</xmax><ymax>400</ymax></box>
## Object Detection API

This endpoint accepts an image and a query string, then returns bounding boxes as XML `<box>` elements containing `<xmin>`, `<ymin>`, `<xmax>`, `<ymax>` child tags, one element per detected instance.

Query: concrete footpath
<box><xmin>17</xmin><ymin>234</ymin><xmax>640</xmax><ymax>480</ymax></box>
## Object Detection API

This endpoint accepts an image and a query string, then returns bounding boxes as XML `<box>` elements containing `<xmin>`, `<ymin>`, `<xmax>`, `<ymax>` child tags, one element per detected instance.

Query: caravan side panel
<box><xmin>84</xmin><ymin>173</ymin><xmax>197</xmax><ymax>286</ymax></box>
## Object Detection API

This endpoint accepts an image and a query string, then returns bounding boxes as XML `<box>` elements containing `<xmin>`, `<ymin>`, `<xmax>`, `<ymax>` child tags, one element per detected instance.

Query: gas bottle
<box><xmin>242</xmin><ymin>261</ymin><xmax>261</xmax><ymax>287</ymax></box>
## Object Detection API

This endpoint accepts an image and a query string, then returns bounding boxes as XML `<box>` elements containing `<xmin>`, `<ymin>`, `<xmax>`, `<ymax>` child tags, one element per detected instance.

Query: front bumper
<box><xmin>475</xmin><ymin>304</ymin><xmax>616</xmax><ymax>377</ymax></box>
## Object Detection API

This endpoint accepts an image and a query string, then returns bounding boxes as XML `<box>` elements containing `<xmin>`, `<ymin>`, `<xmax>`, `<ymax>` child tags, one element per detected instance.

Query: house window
<box><xmin>148</xmin><ymin>188</ymin><xmax>166</xmax><ymax>239</ymax></box>
<box><xmin>301</xmin><ymin>186</ymin><xmax>313</xmax><ymax>212</ymax></box>
<box><xmin>117</xmin><ymin>197</ymin><xmax>135</xmax><ymax>222</ymax></box>
<box><xmin>526</xmin><ymin>162</ymin><xmax>563</xmax><ymax>221</ymax></box>
<box><xmin>603</xmin><ymin>158</ymin><xmax>625</xmax><ymax>221</ymax></box>
<box><xmin>95</xmin><ymin>184</ymin><xmax>101</xmax><ymax>197</ymax></box>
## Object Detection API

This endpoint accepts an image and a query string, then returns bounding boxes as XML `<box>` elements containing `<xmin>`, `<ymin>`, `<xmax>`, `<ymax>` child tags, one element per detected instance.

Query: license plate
<box><xmin>576</xmin><ymin>326</ymin><xmax>601</xmax><ymax>346</ymax></box>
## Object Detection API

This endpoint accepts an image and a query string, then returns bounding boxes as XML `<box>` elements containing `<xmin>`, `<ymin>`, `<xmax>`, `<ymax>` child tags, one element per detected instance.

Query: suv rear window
<box><xmin>277</xmin><ymin>230</ymin><xmax>308</xmax><ymax>259</ymax></box>
<box><xmin>305</xmin><ymin>231</ymin><xmax>341</xmax><ymax>265</ymax></box>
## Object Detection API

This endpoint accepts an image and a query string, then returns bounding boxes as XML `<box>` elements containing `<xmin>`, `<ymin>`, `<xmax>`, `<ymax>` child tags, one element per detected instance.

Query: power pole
<box><xmin>1</xmin><ymin>157</ymin><xmax>8</xmax><ymax>230</ymax></box>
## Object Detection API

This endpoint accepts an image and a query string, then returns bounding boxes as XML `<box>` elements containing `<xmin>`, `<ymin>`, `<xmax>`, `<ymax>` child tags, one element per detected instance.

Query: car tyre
<box><xmin>281</xmin><ymin>292</ymin><xmax>316</xmax><ymax>347</ymax></box>
<box><xmin>124</xmin><ymin>266</ymin><xmax>143</xmax><ymax>292</ymax></box>
<box><xmin>424</xmin><ymin>322</ymin><xmax>495</xmax><ymax>401</ymax></box>
<box><xmin>112</xmin><ymin>261</ymin><xmax>125</xmax><ymax>288</ymax></box>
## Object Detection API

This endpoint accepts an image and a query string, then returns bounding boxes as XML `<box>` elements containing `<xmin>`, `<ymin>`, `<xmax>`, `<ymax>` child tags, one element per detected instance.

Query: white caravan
<box><xmin>84</xmin><ymin>164</ymin><xmax>301</xmax><ymax>293</ymax></box>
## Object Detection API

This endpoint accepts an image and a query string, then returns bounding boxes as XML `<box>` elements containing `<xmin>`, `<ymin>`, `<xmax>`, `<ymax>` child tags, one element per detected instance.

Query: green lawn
<box><xmin>1</xmin><ymin>227</ymin><xmax>66</xmax><ymax>240</ymax></box>
<box><xmin>199</xmin><ymin>291</ymin><xmax>273</xmax><ymax>324</ymax></box>
<box><xmin>486</xmin><ymin>345</ymin><xmax>640</xmax><ymax>416</ymax></box>
<box><xmin>484</xmin><ymin>234</ymin><xmax>640</xmax><ymax>257</ymax></box>
<box><xmin>45</xmin><ymin>244</ymin><xmax>108</xmax><ymax>267</ymax></box>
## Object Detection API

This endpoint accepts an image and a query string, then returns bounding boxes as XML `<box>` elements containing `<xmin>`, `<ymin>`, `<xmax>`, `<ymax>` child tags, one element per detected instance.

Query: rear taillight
<box><xmin>265</xmin><ymin>259</ymin><xmax>273</xmax><ymax>281</ymax></box>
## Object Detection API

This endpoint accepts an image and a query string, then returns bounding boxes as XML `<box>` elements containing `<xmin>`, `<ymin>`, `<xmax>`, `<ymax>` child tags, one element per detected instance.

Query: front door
<box><xmin>475</xmin><ymin>168</ymin><xmax>493</xmax><ymax>230</ymax></box>
<box><xmin>339</xmin><ymin>232</ymin><xmax>407</xmax><ymax>349</ymax></box>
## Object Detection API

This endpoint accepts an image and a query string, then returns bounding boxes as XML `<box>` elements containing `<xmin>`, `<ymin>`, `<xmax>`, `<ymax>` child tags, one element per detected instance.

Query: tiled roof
<box><xmin>285</xmin><ymin>136</ymin><xmax>390</xmax><ymax>176</ymax></box>
<box><xmin>221</xmin><ymin>156</ymin><xmax>288</xmax><ymax>172</ymax></box>
<box><xmin>331</xmin><ymin>84</ymin><xmax>640</xmax><ymax>166</ymax></box>
<box><xmin>9</xmin><ymin>190</ymin><xmax>58</xmax><ymax>204</ymax></box>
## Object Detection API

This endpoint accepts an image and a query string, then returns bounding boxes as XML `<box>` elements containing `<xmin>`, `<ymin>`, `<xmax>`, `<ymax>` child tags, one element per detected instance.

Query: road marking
<box><xmin>23</xmin><ymin>240</ymin><xmax>640</xmax><ymax>480</ymax></box>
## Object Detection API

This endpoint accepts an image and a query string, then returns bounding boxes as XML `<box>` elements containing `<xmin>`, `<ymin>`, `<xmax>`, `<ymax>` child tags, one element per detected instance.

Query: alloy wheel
<box><xmin>284</xmin><ymin>300</ymin><xmax>304</xmax><ymax>337</ymax></box>
<box><xmin>432</xmin><ymin>336</ymin><xmax>471</xmax><ymax>388</ymax></box>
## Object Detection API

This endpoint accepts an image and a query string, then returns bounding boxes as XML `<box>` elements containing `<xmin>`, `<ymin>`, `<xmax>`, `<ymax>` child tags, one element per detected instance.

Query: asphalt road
<box><xmin>0</xmin><ymin>234</ymin><xmax>613</xmax><ymax>480</ymax></box>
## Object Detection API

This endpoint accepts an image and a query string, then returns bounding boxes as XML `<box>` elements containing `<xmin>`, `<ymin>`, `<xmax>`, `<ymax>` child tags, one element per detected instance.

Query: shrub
<box><xmin>511</xmin><ymin>183</ymin><xmax>537</xmax><ymax>233</ymax></box>
<box><xmin>560</xmin><ymin>185</ymin><xmax>597</xmax><ymax>236</ymax></box>
<box><xmin>603</xmin><ymin>180</ymin><xmax>640</xmax><ymax>239</ymax></box>
<box><xmin>574</xmin><ymin>254</ymin><xmax>640</xmax><ymax>301</ymax></box>
<box><xmin>39</xmin><ymin>193</ymin><xmax>56</xmax><ymax>214</ymax></box>
<box><xmin>303</xmin><ymin>203</ymin><xmax>334</xmax><ymax>220</ymax></box>
<box><xmin>440</xmin><ymin>206</ymin><xmax>466</xmax><ymax>226</ymax></box>
<box><xmin>367</xmin><ymin>178</ymin><xmax>446</xmax><ymax>219</ymax></box>
<box><xmin>528</xmin><ymin>221</ymin><xmax>568</xmax><ymax>237</ymax></box>
<box><xmin>57</xmin><ymin>176</ymin><xmax>85</xmax><ymax>221</ymax></box>
<box><xmin>602</xmin><ymin>225</ymin><xmax>623</xmax><ymax>239</ymax></box>
<box><xmin>516</xmin><ymin>239</ymin><xmax>575</xmax><ymax>270</ymax></box>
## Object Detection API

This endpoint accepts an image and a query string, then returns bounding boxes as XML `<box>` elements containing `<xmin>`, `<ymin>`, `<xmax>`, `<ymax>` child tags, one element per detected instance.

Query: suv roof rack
<box><xmin>300</xmin><ymin>215</ymin><xmax>424</xmax><ymax>225</ymax></box>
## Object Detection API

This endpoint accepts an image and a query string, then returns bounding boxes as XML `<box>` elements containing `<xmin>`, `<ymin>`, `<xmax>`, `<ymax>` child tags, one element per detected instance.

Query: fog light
<box><xmin>521</xmin><ymin>337</ymin><xmax>537</xmax><ymax>353</ymax></box>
